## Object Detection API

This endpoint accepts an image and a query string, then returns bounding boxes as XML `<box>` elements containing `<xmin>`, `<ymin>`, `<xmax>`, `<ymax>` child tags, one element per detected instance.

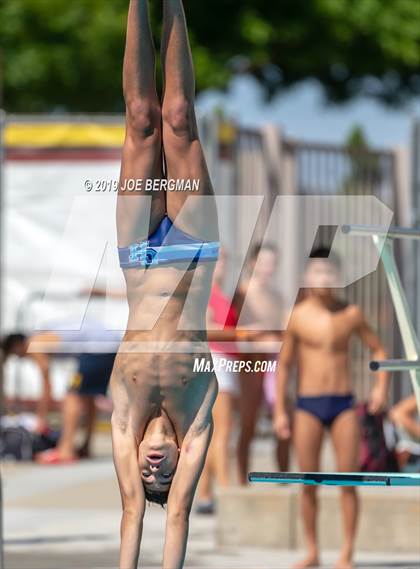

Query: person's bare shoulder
<box><xmin>284</xmin><ymin>297</ymin><xmax>311</xmax><ymax>333</ymax></box>
<box><xmin>291</xmin><ymin>297</ymin><xmax>313</xmax><ymax>318</ymax></box>
<box><xmin>345</xmin><ymin>303</ymin><xmax>364</xmax><ymax>325</ymax></box>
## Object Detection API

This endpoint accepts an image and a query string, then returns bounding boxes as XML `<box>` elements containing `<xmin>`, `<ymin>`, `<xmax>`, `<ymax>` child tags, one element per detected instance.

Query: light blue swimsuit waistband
<box><xmin>118</xmin><ymin>241</ymin><xmax>220</xmax><ymax>268</ymax></box>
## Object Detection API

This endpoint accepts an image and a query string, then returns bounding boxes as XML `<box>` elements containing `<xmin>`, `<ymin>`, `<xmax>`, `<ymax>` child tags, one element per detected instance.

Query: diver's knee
<box><xmin>125</xmin><ymin>96</ymin><xmax>161</xmax><ymax>141</ymax></box>
<box><xmin>162</xmin><ymin>96</ymin><xmax>194</xmax><ymax>136</ymax></box>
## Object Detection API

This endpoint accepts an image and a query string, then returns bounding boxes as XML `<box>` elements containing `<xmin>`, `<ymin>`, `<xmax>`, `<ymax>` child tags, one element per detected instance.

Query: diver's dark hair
<box><xmin>309</xmin><ymin>247</ymin><xmax>341</xmax><ymax>269</ymax></box>
<box><xmin>1</xmin><ymin>333</ymin><xmax>27</xmax><ymax>358</ymax></box>
<box><xmin>144</xmin><ymin>486</ymin><xmax>169</xmax><ymax>507</ymax></box>
<box><xmin>249</xmin><ymin>242</ymin><xmax>278</xmax><ymax>261</ymax></box>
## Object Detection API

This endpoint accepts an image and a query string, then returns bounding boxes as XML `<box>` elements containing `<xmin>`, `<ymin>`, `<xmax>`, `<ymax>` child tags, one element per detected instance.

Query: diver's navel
<box><xmin>160</xmin><ymin>291</ymin><xmax>171</xmax><ymax>297</ymax></box>
<box><xmin>181</xmin><ymin>376</ymin><xmax>188</xmax><ymax>386</ymax></box>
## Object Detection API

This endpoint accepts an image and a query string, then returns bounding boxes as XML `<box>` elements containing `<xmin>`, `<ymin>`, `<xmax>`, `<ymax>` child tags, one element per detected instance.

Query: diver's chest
<box><xmin>121</xmin><ymin>350</ymin><xmax>213</xmax><ymax>400</ymax></box>
<box><xmin>157</xmin><ymin>369</ymin><xmax>208</xmax><ymax>398</ymax></box>
<box><xmin>158</xmin><ymin>360</ymin><xmax>213</xmax><ymax>407</ymax></box>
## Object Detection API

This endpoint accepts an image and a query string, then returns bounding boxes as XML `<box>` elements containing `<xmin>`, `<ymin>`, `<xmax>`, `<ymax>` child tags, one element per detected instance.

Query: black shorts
<box><xmin>69</xmin><ymin>353</ymin><xmax>116</xmax><ymax>396</ymax></box>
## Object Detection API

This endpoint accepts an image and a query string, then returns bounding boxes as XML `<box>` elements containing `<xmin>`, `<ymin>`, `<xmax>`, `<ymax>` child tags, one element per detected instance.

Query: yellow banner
<box><xmin>5</xmin><ymin>122</ymin><xmax>125</xmax><ymax>148</ymax></box>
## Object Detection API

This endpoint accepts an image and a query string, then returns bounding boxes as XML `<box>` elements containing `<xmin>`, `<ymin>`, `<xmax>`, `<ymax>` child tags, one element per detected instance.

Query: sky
<box><xmin>197</xmin><ymin>75</ymin><xmax>420</xmax><ymax>151</ymax></box>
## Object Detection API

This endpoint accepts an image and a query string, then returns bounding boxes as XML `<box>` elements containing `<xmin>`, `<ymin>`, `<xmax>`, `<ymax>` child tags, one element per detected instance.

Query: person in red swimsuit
<box><xmin>197</xmin><ymin>247</ymin><xmax>239</xmax><ymax>514</ymax></box>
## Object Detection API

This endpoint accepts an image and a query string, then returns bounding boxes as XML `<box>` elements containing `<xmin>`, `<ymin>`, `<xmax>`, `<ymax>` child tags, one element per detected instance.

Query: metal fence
<box><xmin>207</xmin><ymin>118</ymin><xmax>413</xmax><ymax>404</ymax></box>
<box><xmin>2</xmin><ymin>112</ymin><xmax>417</xmax><ymax>406</ymax></box>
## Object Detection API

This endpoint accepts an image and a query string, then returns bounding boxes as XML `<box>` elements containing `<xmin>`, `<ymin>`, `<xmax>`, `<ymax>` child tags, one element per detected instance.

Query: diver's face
<box><xmin>252</xmin><ymin>249</ymin><xmax>277</xmax><ymax>285</ymax></box>
<box><xmin>138</xmin><ymin>439</ymin><xmax>179</xmax><ymax>492</ymax></box>
<box><xmin>305</xmin><ymin>259</ymin><xmax>339</xmax><ymax>296</ymax></box>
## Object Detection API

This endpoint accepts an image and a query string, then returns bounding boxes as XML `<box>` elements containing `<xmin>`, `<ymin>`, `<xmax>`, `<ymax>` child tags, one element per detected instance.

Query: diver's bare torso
<box><xmin>112</xmin><ymin>1</ymin><xmax>219</xmax><ymax>566</ymax></box>
<box><xmin>292</xmin><ymin>297</ymin><xmax>362</xmax><ymax>395</ymax></box>
<box><xmin>111</xmin><ymin>263</ymin><xmax>217</xmax><ymax>445</ymax></box>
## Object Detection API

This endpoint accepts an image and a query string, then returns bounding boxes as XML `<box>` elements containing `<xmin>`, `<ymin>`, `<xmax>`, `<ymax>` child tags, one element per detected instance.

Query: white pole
<box><xmin>370</xmin><ymin>359</ymin><xmax>420</xmax><ymax>372</ymax></box>
<box><xmin>0</xmin><ymin>108</ymin><xmax>6</xmax><ymax>569</ymax></box>
<box><xmin>373</xmin><ymin>235</ymin><xmax>420</xmax><ymax>410</ymax></box>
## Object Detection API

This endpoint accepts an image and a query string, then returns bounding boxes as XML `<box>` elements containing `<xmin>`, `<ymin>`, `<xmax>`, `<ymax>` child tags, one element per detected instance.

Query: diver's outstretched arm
<box><xmin>163</xmin><ymin>421</ymin><xmax>213</xmax><ymax>568</ymax></box>
<box><xmin>112</xmin><ymin>412</ymin><xmax>145</xmax><ymax>569</ymax></box>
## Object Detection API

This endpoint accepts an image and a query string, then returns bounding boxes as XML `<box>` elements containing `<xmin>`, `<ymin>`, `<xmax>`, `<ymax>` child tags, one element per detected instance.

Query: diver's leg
<box><xmin>161</xmin><ymin>0</ymin><xmax>218</xmax><ymax>242</ymax></box>
<box><xmin>117</xmin><ymin>0</ymin><xmax>165</xmax><ymax>248</ymax></box>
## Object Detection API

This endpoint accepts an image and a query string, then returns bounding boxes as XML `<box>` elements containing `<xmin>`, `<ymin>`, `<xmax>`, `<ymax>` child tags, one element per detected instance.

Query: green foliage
<box><xmin>1</xmin><ymin>0</ymin><xmax>419</xmax><ymax>112</ymax></box>
<box><xmin>346</xmin><ymin>125</ymin><xmax>369</xmax><ymax>150</ymax></box>
<box><xmin>342</xmin><ymin>124</ymin><xmax>382</xmax><ymax>195</ymax></box>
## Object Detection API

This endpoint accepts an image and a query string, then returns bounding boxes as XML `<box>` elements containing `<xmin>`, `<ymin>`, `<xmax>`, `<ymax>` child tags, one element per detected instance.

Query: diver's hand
<box><xmin>274</xmin><ymin>411</ymin><xmax>291</xmax><ymax>440</ymax></box>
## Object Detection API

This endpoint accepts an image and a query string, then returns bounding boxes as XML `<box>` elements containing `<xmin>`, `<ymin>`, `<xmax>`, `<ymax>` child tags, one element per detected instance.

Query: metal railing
<box><xmin>225</xmin><ymin>130</ymin><xmax>402</xmax><ymax>403</ymax></box>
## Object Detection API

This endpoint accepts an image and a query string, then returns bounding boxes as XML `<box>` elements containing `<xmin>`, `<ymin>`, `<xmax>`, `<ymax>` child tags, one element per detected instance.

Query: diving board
<box><xmin>249</xmin><ymin>472</ymin><xmax>420</xmax><ymax>487</ymax></box>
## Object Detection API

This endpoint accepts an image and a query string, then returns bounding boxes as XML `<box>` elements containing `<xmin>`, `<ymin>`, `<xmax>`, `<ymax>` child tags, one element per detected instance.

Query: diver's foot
<box><xmin>292</xmin><ymin>552</ymin><xmax>320</xmax><ymax>568</ymax></box>
<box><xmin>195</xmin><ymin>499</ymin><xmax>215</xmax><ymax>515</ymax></box>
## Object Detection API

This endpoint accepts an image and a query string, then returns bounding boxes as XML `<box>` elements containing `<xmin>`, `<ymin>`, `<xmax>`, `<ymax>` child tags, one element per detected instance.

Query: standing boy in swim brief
<box><xmin>274</xmin><ymin>247</ymin><xmax>389</xmax><ymax>569</ymax></box>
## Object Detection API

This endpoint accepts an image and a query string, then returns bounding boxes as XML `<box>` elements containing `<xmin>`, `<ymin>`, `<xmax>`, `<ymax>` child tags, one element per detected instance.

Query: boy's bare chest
<box><xmin>295</xmin><ymin>308</ymin><xmax>357</xmax><ymax>349</ymax></box>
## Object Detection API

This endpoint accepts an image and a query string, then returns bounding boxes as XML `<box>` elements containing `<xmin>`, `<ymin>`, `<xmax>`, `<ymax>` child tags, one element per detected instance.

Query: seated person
<box><xmin>388</xmin><ymin>394</ymin><xmax>420</xmax><ymax>472</ymax></box>
<box><xmin>2</xmin><ymin>319</ymin><xmax>120</xmax><ymax>463</ymax></box>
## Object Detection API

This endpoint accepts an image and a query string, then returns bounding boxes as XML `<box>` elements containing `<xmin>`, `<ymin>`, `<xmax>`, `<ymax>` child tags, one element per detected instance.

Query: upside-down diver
<box><xmin>110</xmin><ymin>1</ymin><xmax>219</xmax><ymax>567</ymax></box>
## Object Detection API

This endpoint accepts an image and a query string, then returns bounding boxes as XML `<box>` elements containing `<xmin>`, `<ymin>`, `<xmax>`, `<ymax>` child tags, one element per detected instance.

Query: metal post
<box><xmin>342</xmin><ymin>224</ymin><xmax>420</xmax><ymax>240</ymax></box>
<box><xmin>373</xmin><ymin>235</ymin><xmax>420</xmax><ymax>409</ymax></box>
<box><xmin>411</xmin><ymin>120</ymin><xmax>420</xmax><ymax>365</ymax></box>
<box><xmin>370</xmin><ymin>359</ymin><xmax>420</xmax><ymax>372</ymax></box>
<box><xmin>0</xmin><ymin>108</ymin><xmax>6</xmax><ymax>569</ymax></box>
<box><xmin>342</xmin><ymin>224</ymin><xmax>420</xmax><ymax>409</ymax></box>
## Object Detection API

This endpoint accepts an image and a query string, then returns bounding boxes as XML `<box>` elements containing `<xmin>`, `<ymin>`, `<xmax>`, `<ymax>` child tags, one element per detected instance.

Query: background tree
<box><xmin>1</xmin><ymin>0</ymin><xmax>419</xmax><ymax>112</ymax></box>
<box><xmin>342</xmin><ymin>125</ymin><xmax>383</xmax><ymax>195</ymax></box>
